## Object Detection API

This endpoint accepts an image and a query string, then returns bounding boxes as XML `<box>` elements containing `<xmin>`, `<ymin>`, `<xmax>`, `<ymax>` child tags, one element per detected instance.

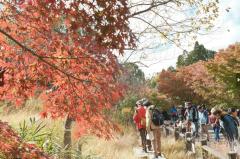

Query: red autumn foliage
<box><xmin>158</xmin><ymin>63</ymin><xmax>213</xmax><ymax>104</ymax></box>
<box><xmin>178</xmin><ymin>61</ymin><xmax>226</xmax><ymax>104</ymax></box>
<box><xmin>0</xmin><ymin>121</ymin><xmax>51</xmax><ymax>159</ymax></box>
<box><xmin>158</xmin><ymin>69</ymin><xmax>195</xmax><ymax>103</ymax></box>
<box><xmin>158</xmin><ymin>44</ymin><xmax>240</xmax><ymax>106</ymax></box>
<box><xmin>0</xmin><ymin>0</ymin><xmax>134</xmax><ymax>156</ymax></box>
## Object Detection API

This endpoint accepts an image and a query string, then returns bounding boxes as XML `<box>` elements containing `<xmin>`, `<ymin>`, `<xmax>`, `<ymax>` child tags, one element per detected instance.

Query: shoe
<box><xmin>158</xmin><ymin>153</ymin><xmax>165</xmax><ymax>159</ymax></box>
<box><xmin>142</xmin><ymin>148</ymin><xmax>147</xmax><ymax>153</ymax></box>
<box><xmin>152</xmin><ymin>156</ymin><xmax>158</xmax><ymax>159</ymax></box>
<box><xmin>143</xmin><ymin>148</ymin><xmax>147</xmax><ymax>153</ymax></box>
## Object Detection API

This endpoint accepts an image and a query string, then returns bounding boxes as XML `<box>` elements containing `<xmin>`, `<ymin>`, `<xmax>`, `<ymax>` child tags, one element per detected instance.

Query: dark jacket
<box><xmin>232</xmin><ymin>116</ymin><xmax>239</xmax><ymax>127</ymax></box>
<box><xmin>221</xmin><ymin>114</ymin><xmax>239</xmax><ymax>141</ymax></box>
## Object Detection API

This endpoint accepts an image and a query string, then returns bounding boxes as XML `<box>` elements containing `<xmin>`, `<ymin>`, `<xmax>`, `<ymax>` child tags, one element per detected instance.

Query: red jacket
<box><xmin>133</xmin><ymin>106</ymin><xmax>146</xmax><ymax>129</ymax></box>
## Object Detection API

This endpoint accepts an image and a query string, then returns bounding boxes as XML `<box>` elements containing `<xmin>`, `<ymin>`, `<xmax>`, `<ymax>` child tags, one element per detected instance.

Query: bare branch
<box><xmin>131</xmin><ymin>16</ymin><xmax>186</xmax><ymax>51</ymax></box>
<box><xmin>129</xmin><ymin>0</ymin><xmax>174</xmax><ymax>17</ymax></box>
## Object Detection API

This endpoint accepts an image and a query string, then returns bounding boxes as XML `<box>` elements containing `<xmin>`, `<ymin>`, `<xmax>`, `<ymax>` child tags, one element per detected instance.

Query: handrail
<box><xmin>164</xmin><ymin>125</ymin><xmax>239</xmax><ymax>159</ymax></box>
<box><xmin>202</xmin><ymin>145</ymin><xmax>227</xmax><ymax>159</ymax></box>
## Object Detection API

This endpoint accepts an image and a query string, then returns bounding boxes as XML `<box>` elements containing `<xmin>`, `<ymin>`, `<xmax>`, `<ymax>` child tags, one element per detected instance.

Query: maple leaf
<box><xmin>0</xmin><ymin>0</ymin><xmax>132</xmax><ymax>142</ymax></box>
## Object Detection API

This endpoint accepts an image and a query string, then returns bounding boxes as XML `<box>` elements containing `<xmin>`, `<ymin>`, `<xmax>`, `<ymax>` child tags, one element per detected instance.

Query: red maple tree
<box><xmin>158</xmin><ymin>69</ymin><xmax>195</xmax><ymax>104</ymax></box>
<box><xmin>0</xmin><ymin>0</ymin><xmax>135</xmax><ymax>158</ymax></box>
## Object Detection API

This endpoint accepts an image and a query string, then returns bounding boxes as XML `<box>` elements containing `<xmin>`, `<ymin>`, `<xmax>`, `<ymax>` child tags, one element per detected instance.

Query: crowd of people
<box><xmin>133</xmin><ymin>99</ymin><xmax>240</xmax><ymax>159</ymax></box>
<box><xmin>171</xmin><ymin>102</ymin><xmax>239</xmax><ymax>146</ymax></box>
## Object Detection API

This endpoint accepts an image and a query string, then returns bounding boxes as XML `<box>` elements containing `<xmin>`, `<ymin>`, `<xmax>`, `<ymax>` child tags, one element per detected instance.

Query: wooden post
<box><xmin>201</xmin><ymin>139</ymin><xmax>207</xmax><ymax>146</ymax></box>
<box><xmin>165</xmin><ymin>126</ymin><xmax>170</xmax><ymax>136</ymax></box>
<box><xmin>64</xmin><ymin>116</ymin><xmax>73</xmax><ymax>159</ymax></box>
<box><xmin>227</xmin><ymin>152</ymin><xmax>238</xmax><ymax>159</ymax></box>
<box><xmin>201</xmin><ymin>139</ymin><xmax>208</xmax><ymax>159</ymax></box>
<box><xmin>174</xmin><ymin>127</ymin><xmax>180</xmax><ymax>141</ymax></box>
<box><xmin>185</xmin><ymin>132</ymin><xmax>193</xmax><ymax>152</ymax></box>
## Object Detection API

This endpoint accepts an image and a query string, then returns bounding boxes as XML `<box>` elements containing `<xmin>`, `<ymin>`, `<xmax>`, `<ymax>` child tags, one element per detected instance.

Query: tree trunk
<box><xmin>64</xmin><ymin>115</ymin><xmax>73</xmax><ymax>159</ymax></box>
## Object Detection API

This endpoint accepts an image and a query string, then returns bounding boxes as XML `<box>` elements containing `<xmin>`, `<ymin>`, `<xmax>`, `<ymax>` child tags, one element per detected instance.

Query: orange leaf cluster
<box><xmin>158</xmin><ymin>44</ymin><xmax>240</xmax><ymax>106</ymax></box>
<box><xmin>0</xmin><ymin>0</ymin><xmax>134</xmax><ymax>140</ymax></box>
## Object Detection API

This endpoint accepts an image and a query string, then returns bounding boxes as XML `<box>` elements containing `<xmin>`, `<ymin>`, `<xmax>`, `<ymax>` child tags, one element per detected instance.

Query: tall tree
<box><xmin>158</xmin><ymin>69</ymin><xmax>198</xmax><ymax>104</ymax></box>
<box><xmin>0</xmin><ymin>1</ymin><xmax>134</xmax><ymax>158</ymax></box>
<box><xmin>177</xmin><ymin>41</ymin><xmax>216</xmax><ymax>67</ymax></box>
<box><xmin>207</xmin><ymin>43</ymin><xmax>240</xmax><ymax>107</ymax></box>
<box><xmin>117</xmin><ymin>62</ymin><xmax>146</xmax><ymax>112</ymax></box>
<box><xmin>120</xmin><ymin>62</ymin><xmax>145</xmax><ymax>90</ymax></box>
<box><xmin>179</xmin><ymin>61</ymin><xmax>227</xmax><ymax>106</ymax></box>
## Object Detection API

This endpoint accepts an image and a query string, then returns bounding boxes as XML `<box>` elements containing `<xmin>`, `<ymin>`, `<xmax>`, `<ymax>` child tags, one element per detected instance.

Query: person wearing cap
<box><xmin>146</xmin><ymin>104</ymin><xmax>163</xmax><ymax>159</ymax></box>
<box><xmin>228</xmin><ymin>108</ymin><xmax>240</xmax><ymax>127</ymax></box>
<box><xmin>133</xmin><ymin>100</ymin><xmax>148</xmax><ymax>152</ymax></box>
<box><xmin>211</xmin><ymin>107</ymin><xmax>239</xmax><ymax>149</ymax></box>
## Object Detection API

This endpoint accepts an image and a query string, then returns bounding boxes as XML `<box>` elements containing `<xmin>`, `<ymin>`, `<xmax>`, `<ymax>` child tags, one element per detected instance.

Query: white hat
<box><xmin>210</xmin><ymin>107</ymin><xmax>216</xmax><ymax>114</ymax></box>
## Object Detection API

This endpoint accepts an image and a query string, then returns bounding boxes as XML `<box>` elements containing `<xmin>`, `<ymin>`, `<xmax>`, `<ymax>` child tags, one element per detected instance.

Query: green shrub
<box><xmin>18</xmin><ymin>117</ymin><xmax>57</xmax><ymax>155</ymax></box>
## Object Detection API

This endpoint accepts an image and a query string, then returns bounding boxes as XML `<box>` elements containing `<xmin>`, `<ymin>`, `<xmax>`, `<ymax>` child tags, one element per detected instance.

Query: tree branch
<box><xmin>0</xmin><ymin>28</ymin><xmax>89</xmax><ymax>83</ymax></box>
<box><xmin>129</xmin><ymin>0</ymin><xmax>174</xmax><ymax>17</ymax></box>
<box><xmin>131</xmin><ymin>16</ymin><xmax>187</xmax><ymax>51</ymax></box>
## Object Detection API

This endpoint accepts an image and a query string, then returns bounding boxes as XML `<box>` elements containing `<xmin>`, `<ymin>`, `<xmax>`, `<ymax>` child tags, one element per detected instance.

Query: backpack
<box><xmin>151</xmin><ymin>108</ymin><xmax>164</xmax><ymax>126</ymax></box>
<box><xmin>191</xmin><ymin>107</ymin><xmax>199</xmax><ymax>122</ymax></box>
<box><xmin>203</xmin><ymin>110</ymin><xmax>209</xmax><ymax>124</ymax></box>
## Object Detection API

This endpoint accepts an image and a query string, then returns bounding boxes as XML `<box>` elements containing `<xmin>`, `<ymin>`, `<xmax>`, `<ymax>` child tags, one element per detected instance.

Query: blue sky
<box><xmin>119</xmin><ymin>0</ymin><xmax>240</xmax><ymax>78</ymax></box>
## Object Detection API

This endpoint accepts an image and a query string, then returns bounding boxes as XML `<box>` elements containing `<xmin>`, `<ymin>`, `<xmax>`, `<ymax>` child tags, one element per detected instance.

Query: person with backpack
<box><xmin>133</xmin><ymin>101</ymin><xmax>148</xmax><ymax>152</ymax></box>
<box><xmin>198</xmin><ymin>106</ymin><xmax>210</xmax><ymax>141</ymax></box>
<box><xmin>146</xmin><ymin>104</ymin><xmax>164</xmax><ymax>159</ymax></box>
<box><xmin>211</xmin><ymin>107</ymin><xmax>239</xmax><ymax>150</ymax></box>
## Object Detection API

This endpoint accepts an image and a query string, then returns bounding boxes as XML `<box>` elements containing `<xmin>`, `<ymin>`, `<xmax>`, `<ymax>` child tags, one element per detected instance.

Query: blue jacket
<box><xmin>170</xmin><ymin>106</ymin><xmax>177</xmax><ymax>115</ymax></box>
<box><xmin>221</xmin><ymin>114</ymin><xmax>239</xmax><ymax>141</ymax></box>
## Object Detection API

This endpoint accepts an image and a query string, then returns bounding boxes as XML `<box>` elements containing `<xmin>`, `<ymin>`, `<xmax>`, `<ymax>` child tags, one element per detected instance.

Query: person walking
<box><xmin>229</xmin><ymin>108</ymin><xmax>240</xmax><ymax>142</ymax></box>
<box><xmin>228</xmin><ymin>108</ymin><xmax>240</xmax><ymax>127</ymax></box>
<box><xmin>198</xmin><ymin>106</ymin><xmax>210</xmax><ymax>141</ymax></box>
<box><xmin>209</xmin><ymin>112</ymin><xmax>220</xmax><ymax>142</ymax></box>
<box><xmin>185</xmin><ymin>102</ymin><xmax>199</xmax><ymax>137</ymax></box>
<box><xmin>133</xmin><ymin>101</ymin><xmax>148</xmax><ymax>152</ymax></box>
<box><xmin>184</xmin><ymin>102</ymin><xmax>192</xmax><ymax>132</ymax></box>
<box><xmin>211</xmin><ymin>107</ymin><xmax>239</xmax><ymax>150</ymax></box>
<box><xmin>142</xmin><ymin>100</ymin><xmax>153</xmax><ymax>152</ymax></box>
<box><xmin>146</xmin><ymin>105</ymin><xmax>164</xmax><ymax>159</ymax></box>
<box><xmin>170</xmin><ymin>105</ymin><xmax>178</xmax><ymax>124</ymax></box>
